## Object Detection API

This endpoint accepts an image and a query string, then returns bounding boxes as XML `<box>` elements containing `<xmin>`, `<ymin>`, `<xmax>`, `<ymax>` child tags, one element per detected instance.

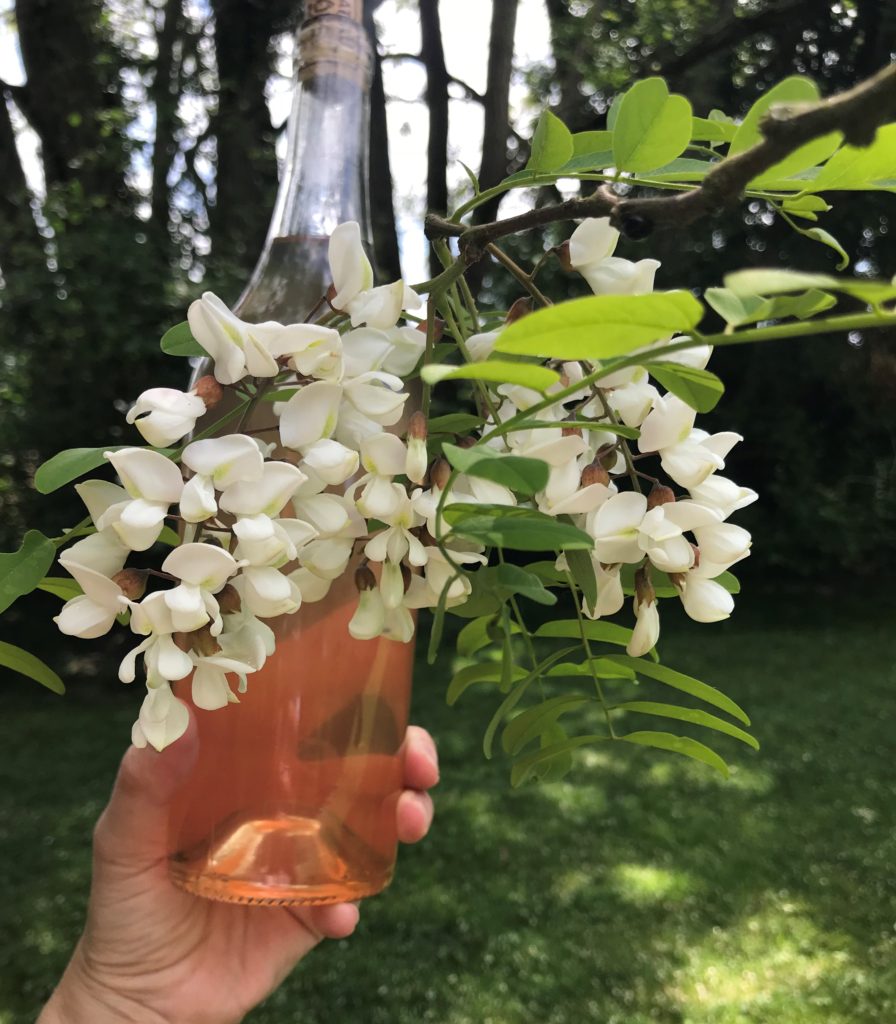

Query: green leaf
<box><xmin>480</xmin><ymin>645</ymin><xmax>579</xmax><ymax>758</ymax></box>
<box><xmin>36</xmin><ymin>576</ymin><xmax>83</xmax><ymax>601</ymax></box>
<box><xmin>781</xmin><ymin>194</ymin><xmax>831</xmax><ymax>221</ymax></box>
<box><xmin>534</xmin><ymin>723</ymin><xmax>576</xmax><ymax>783</ymax></box>
<box><xmin>691</xmin><ymin>116</ymin><xmax>735</xmax><ymax>143</ymax></box>
<box><xmin>34</xmin><ymin>447</ymin><xmax>116</xmax><ymax>494</ymax></box>
<box><xmin>620</xmin><ymin>731</ymin><xmax>729</xmax><ymax>777</ymax></box>
<box><xmin>0</xmin><ymin>641</ymin><xmax>65</xmax><ymax>694</ymax></box>
<box><xmin>442</xmin><ymin>442</ymin><xmax>550</xmax><ymax>496</ymax></box>
<box><xmin>526</xmin><ymin>110</ymin><xmax>574</xmax><ymax>172</ymax></box>
<box><xmin>613</xmin><ymin>701</ymin><xmax>758</xmax><ymax>749</ymax></box>
<box><xmin>644</xmin><ymin>158</ymin><xmax>716</xmax><ymax>182</ymax></box>
<box><xmin>511</xmin><ymin>734</ymin><xmax>604</xmax><ymax>787</ymax></box>
<box><xmin>495</xmin><ymin>291</ymin><xmax>704</xmax><ymax>361</ymax></box>
<box><xmin>502</xmin><ymin>417</ymin><xmax>640</xmax><ymax>439</ymax></box>
<box><xmin>160</xmin><ymin>321</ymin><xmax>208</xmax><ymax>358</ymax></box>
<box><xmin>645</xmin><ymin>363</ymin><xmax>724</xmax><ymax>413</ymax></box>
<box><xmin>704</xmin><ymin>286</ymin><xmax>837</xmax><ymax>327</ymax></box>
<box><xmin>546</xmin><ymin>657</ymin><xmax>637</xmax><ymax>680</ymax></box>
<box><xmin>157</xmin><ymin>525</ymin><xmax>182</xmax><ymax>547</ymax></box>
<box><xmin>458</xmin><ymin>160</ymin><xmax>481</xmax><ymax>195</ymax></box>
<box><xmin>612</xmin><ymin>78</ymin><xmax>692</xmax><ymax>172</ymax></box>
<box><xmin>714</xmin><ymin>570</ymin><xmax>741</xmax><ymax>595</ymax></box>
<box><xmin>535</xmin><ymin>618</ymin><xmax>633</xmax><ymax>648</ymax></box>
<box><xmin>606</xmin><ymin>93</ymin><xmax>624</xmax><ymax>131</ymax></box>
<box><xmin>494</xmin><ymin>563</ymin><xmax>557</xmax><ymax>606</ymax></box>
<box><xmin>447</xmin><ymin>661</ymin><xmax>527</xmax><ymax>705</ymax></box>
<box><xmin>800</xmin><ymin>227</ymin><xmax>850</xmax><ymax>270</ymax></box>
<box><xmin>456</xmin><ymin>615</ymin><xmax>520</xmax><ymax>657</ymax></box>
<box><xmin>728</xmin><ymin>76</ymin><xmax>842</xmax><ymax>184</ymax></box>
<box><xmin>801</xmin><ymin>124</ymin><xmax>896</xmax><ymax>192</ymax></box>
<box><xmin>602</xmin><ymin>655</ymin><xmax>750</xmax><ymax>725</ymax></box>
<box><xmin>572</xmin><ymin>130</ymin><xmax>613</xmax><ymax>155</ymax></box>
<box><xmin>444</xmin><ymin>504</ymin><xmax>594</xmax><ymax>552</ymax></box>
<box><xmin>566</xmin><ymin>547</ymin><xmax>597</xmax><ymax>611</ymax></box>
<box><xmin>421</xmin><ymin>360</ymin><xmax>560</xmax><ymax>392</ymax></box>
<box><xmin>503</xmin><ymin>694</ymin><xmax>593</xmax><ymax>755</ymax></box>
<box><xmin>724</xmin><ymin>269</ymin><xmax>896</xmax><ymax>307</ymax></box>
<box><xmin>0</xmin><ymin>531</ymin><xmax>57</xmax><ymax>614</ymax></box>
<box><xmin>427</xmin><ymin>413</ymin><xmax>485</xmax><ymax>435</ymax></box>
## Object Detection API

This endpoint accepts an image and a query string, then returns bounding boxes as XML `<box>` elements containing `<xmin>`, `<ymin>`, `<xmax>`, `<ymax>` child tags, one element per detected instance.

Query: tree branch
<box><xmin>425</xmin><ymin>61</ymin><xmax>896</xmax><ymax>256</ymax></box>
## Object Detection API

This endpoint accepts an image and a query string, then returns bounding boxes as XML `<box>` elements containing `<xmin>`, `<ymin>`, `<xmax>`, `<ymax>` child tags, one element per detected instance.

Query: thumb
<box><xmin>92</xmin><ymin>700</ymin><xmax>198</xmax><ymax>873</ymax></box>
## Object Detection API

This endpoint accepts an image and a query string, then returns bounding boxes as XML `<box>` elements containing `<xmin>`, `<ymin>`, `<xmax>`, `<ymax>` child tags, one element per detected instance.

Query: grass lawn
<box><xmin>1</xmin><ymin>588</ymin><xmax>895</xmax><ymax>1023</ymax></box>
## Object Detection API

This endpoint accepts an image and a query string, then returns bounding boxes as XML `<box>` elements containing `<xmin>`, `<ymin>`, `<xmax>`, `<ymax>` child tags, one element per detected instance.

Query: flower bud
<box><xmin>646</xmin><ymin>483</ymin><xmax>676</xmax><ymax>510</ymax></box>
<box><xmin>408</xmin><ymin>410</ymin><xmax>428</xmax><ymax>441</ymax></box>
<box><xmin>416</xmin><ymin>317</ymin><xmax>444</xmax><ymax>342</ymax></box>
<box><xmin>355</xmin><ymin>564</ymin><xmax>377</xmax><ymax>592</ymax></box>
<box><xmin>562</xmin><ymin>425</ymin><xmax>583</xmax><ymax>439</ymax></box>
<box><xmin>456</xmin><ymin>436</ymin><xmax>476</xmax><ymax>449</ymax></box>
<box><xmin>581</xmin><ymin>461</ymin><xmax>610</xmax><ymax>487</ymax></box>
<box><xmin>634</xmin><ymin>566</ymin><xmax>655</xmax><ymax>607</ymax></box>
<box><xmin>192</xmin><ymin>625</ymin><xmax>221</xmax><ymax>657</ymax></box>
<box><xmin>326</xmin><ymin>282</ymin><xmax>341</xmax><ymax>311</ymax></box>
<box><xmin>193</xmin><ymin>375</ymin><xmax>224</xmax><ymax>409</ymax></box>
<box><xmin>429</xmin><ymin>457</ymin><xmax>451</xmax><ymax>490</ymax></box>
<box><xmin>216</xmin><ymin>582</ymin><xmax>242</xmax><ymax>615</ymax></box>
<box><xmin>555</xmin><ymin>240</ymin><xmax>574</xmax><ymax>273</ymax></box>
<box><xmin>112</xmin><ymin>568</ymin><xmax>148</xmax><ymax>600</ymax></box>
<box><xmin>506</xmin><ymin>296</ymin><xmax>533</xmax><ymax>324</ymax></box>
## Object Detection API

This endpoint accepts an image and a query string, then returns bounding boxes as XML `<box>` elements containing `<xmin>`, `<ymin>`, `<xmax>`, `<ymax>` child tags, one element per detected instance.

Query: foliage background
<box><xmin>1</xmin><ymin>1</ymin><xmax>895</xmax><ymax>1021</ymax></box>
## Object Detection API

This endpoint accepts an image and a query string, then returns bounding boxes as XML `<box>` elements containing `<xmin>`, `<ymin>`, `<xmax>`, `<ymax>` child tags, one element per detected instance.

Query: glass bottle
<box><xmin>168</xmin><ymin>0</ymin><xmax>416</xmax><ymax>906</ymax></box>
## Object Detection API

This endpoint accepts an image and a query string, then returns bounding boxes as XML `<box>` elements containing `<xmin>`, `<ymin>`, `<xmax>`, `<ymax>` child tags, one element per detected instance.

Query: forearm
<box><xmin>37</xmin><ymin>941</ymin><xmax>166</xmax><ymax>1024</ymax></box>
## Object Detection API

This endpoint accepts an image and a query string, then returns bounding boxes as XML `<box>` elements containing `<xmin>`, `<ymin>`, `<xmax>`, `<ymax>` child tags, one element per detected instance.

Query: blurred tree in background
<box><xmin>1</xmin><ymin>0</ymin><xmax>894</xmax><ymax>591</ymax></box>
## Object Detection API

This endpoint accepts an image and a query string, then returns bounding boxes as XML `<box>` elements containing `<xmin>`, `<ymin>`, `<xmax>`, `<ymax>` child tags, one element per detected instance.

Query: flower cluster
<box><xmin>53</xmin><ymin>216</ymin><xmax>755</xmax><ymax>750</ymax></box>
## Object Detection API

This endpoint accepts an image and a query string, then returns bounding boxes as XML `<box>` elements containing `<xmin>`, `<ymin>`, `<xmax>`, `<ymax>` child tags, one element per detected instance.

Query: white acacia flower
<box><xmin>233</xmin><ymin>513</ymin><xmax>317</xmax><ymax>569</ymax></box>
<box><xmin>692</xmin><ymin>521</ymin><xmax>752</xmax><ymax>565</ymax></box>
<box><xmin>241</xmin><ymin>566</ymin><xmax>302</xmax><ymax>618</ymax></box>
<box><xmin>329</xmin><ymin>221</ymin><xmax>422</xmax><ymax>329</ymax></box>
<box><xmin>126</xmin><ymin>387</ymin><xmax>207</xmax><ymax>447</ymax></box>
<box><xmin>300</xmin><ymin>438</ymin><xmax>360</xmax><ymax>486</ymax></box>
<box><xmin>161</xmin><ymin>542</ymin><xmax>239</xmax><ymax>634</ymax></box>
<box><xmin>676</xmin><ymin>575</ymin><xmax>735</xmax><ymax>623</ymax></box>
<box><xmin>349</xmin><ymin>584</ymin><xmax>386</xmax><ymax>640</ymax></box>
<box><xmin>219</xmin><ymin>461</ymin><xmax>307</xmax><ymax>519</ymax></box>
<box><xmin>59</xmin><ymin>529</ymin><xmax>129</xmax><ymax>579</ymax></box>
<box><xmin>364</xmin><ymin>488</ymin><xmax>427</xmax><ymax>566</ymax></box>
<box><xmin>179</xmin><ymin>434</ymin><xmax>265</xmax><ymax>523</ymax></box>
<box><xmin>119</xmin><ymin>592</ymin><xmax>194</xmax><ymax>685</ymax></box>
<box><xmin>380</xmin><ymin>326</ymin><xmax>426</xmax><ymax>375</ymax></box>
<box><xmin>187</xmin><ymin>292</ymin><xmax>280</xmax><ymax>384</ymax></box>
<box><xmin>288</xmin><ymin>566</ymin><xmax>335</xmax><ymax>603</ymax></box>
<box><xmin>251</xmin><ymin>321</ymin><xmax>344</xmax><ymax>381</ymax></box>
<box><xmin>608</xmin><ymin>379</ymin><xmax>659</xmax><ymax>428</ymax></box>
<box><xmin>353</xmin><ymin>433</ymin><xmax>408</xmax><ymax>520</ymax></box>
<box><xmin>638</xmin><ymin>395</ymin><xmax>741</xmax><ymax>488</ymax></box>
<box><xmin>688</xmin><ymin>475</ymin><xmax>758</xmax><ymax>519</ymax></box>
<box><xmin>383</xmin><ymin>604</ymin><xmax>415</xmax><ymax>643</ymax></box>
<box><xmin>54</xmin><ymin>557</ymin><xmax>128</xmax><ymax>639</ymax></box>
<box><xmin>582</xmin><ymin>561</ymin><xmax>625</xmax><ymax>620</ymax></box>
<box><xmin>627</xmin><ymin>594</ymin><xmax>660</xmax><ymax>657</ymax></box>
<box><xmin>104</xmin><ymin>448</ymin><xmax>184</xmax><ymax>551</ymax></box>
<box><xmin>403</xmin><ymin>547</ymin><xmax>486</xmax><ymax>609</ymax></box>
<box><xmin>131</xmin><ymin>681</ymin><xmax>190</xmax><ymax>751</ymax></box>
<box><xmin>569</xmin><ymin>218</ymin><xmax>661</xmax><ymax>296</ymax></box>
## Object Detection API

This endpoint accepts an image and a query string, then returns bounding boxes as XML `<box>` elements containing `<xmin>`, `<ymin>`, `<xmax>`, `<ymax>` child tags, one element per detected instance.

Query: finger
<box><xmin>92</xmin><ymin>701</ymin><xmax>198</xmax><ymax>872</ymax></box>
<box><xmin>306</xmin><ymin>902</ymin><xmax>361</xmax><ymax>940</ymax></box>
<box><xmin>400</xmin><ymin>725</ymin><xmax>439</xmax><ymax>791</ymax></box>
<box><xmin>396</xmin><ymin>789</ymin><xmax>434</xmax><ymax>844</ymax></box>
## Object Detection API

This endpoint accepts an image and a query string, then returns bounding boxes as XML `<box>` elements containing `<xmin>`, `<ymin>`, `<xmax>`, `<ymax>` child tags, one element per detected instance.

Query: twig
<box><xmin>425</xmin><ymin>61</ymin><xmax>896</xmax><ymax>248</ymax></box>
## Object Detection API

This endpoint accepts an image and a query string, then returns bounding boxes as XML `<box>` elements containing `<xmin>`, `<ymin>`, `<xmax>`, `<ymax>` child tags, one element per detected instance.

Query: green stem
<box><xmin>565</xmin><ymin>570</ymin><xmax>617</xmax><ymax>739</ymax></box>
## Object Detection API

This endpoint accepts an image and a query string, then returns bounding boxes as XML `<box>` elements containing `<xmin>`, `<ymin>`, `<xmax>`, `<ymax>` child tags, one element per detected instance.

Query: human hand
<box><xmin>38</xmin><ymin>711</ymin><xmax>438</xmax><ymax>1024</ymax></box>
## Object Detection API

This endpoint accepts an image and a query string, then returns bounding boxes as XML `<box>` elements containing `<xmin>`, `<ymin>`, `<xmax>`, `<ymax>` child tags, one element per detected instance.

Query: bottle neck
<box><xmin>236</xmin><ymin>3</ymin><xmax>372</xmax><ymax>321</ymax></box>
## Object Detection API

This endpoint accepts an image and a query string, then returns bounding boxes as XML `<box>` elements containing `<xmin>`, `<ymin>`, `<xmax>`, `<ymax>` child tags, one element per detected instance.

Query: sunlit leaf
<box><xmin>621</xmin><ymin>730</ymin><xmax>729</xmax><ymax>777</ymax></box>
<box><xmin>526</xmin><ymin>110</ymin><xmax>574</xmax><ymax>172</ymax></box>
<box><xmin>494</xmin><ymin>291</ymin><xmax>704</xmax><ymax>361</ymax></box>
<box><xmin>612</xmin><ymin>701</ymin><xmax>758</xmax><ymax>749</ymax></box>
<box><xmin>645</xmin><ymin>363</ymin><xmax>724</xmax><ymax>413</ymax></box>
<box><xmin>511</xmin><ymin>734</ymin><xmax>605</xmax><ymax>787</ymax></box>
<box><xmin>442</xmin><ymin>442</ymin><xmax>550</xmax><ymax>496</ymax></box>
<box><xmin>444</xmin><ymin>504</ymin><xmax>594</xmax><ymax>552</ymax></box>
<box><xmin>421</xmin><ymin>360</ymin><xmax>560</xmax><ymax>392</ymax></box>
<box><xmin>612</xmin><ymin>78</ymin><xmax>693</xmax><ymax>172</ymax></box>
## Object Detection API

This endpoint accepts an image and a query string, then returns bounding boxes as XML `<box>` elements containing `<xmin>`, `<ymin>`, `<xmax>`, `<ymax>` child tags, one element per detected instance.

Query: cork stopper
<box><xmin>303</xmin><ymin>0</ymin><xmax>363</xmax><ymax>24</ymax></box>
<box><xmin>298</xmin><ymin>0</ymin><xmax>370</xmax><ymax>85</ymax></box>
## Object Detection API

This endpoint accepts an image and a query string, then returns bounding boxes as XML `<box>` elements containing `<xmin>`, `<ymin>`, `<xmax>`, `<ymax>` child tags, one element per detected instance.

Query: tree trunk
<box><xmin>366</xmin><ymin>9</ymin><xmax>402</xmax><ymax>281</ymax></box>
<box><xmin>420</xmin><ymin>0</ymin><xmax>450</xmax><ymax>275</ymax></box>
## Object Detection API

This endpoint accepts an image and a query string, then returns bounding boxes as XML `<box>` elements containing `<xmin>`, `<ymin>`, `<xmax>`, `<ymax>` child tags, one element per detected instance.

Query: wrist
<box><xmin>38</xmin><ymin>942</ymin><xmax>165</xmax><ymax>1024</ymax></box>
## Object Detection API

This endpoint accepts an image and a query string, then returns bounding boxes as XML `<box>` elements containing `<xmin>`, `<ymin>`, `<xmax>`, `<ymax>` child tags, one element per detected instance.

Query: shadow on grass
<box><xmin>1</xmin><ymin>588</ymin><xmax>894</xmax><ymax>1024</ymax></box>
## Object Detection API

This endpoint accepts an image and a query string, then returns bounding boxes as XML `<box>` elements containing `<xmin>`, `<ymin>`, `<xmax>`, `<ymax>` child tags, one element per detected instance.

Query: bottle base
<box><xmin>168</xmin><ymin>812</ymin><xmax>395</xmax><ymax>907</ymax></box>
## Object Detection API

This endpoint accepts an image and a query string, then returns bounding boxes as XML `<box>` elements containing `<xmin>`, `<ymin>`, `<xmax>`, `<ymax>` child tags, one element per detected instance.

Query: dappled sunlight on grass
<box><xmin>611</xmin><ymin>863</ymin><xmax>697</xmax><ymax>905</ymax></box>
<box><xmin>2</xmin><ymin>590</ymin><xmax>895</xmax><ymax>1023</ymax></box>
